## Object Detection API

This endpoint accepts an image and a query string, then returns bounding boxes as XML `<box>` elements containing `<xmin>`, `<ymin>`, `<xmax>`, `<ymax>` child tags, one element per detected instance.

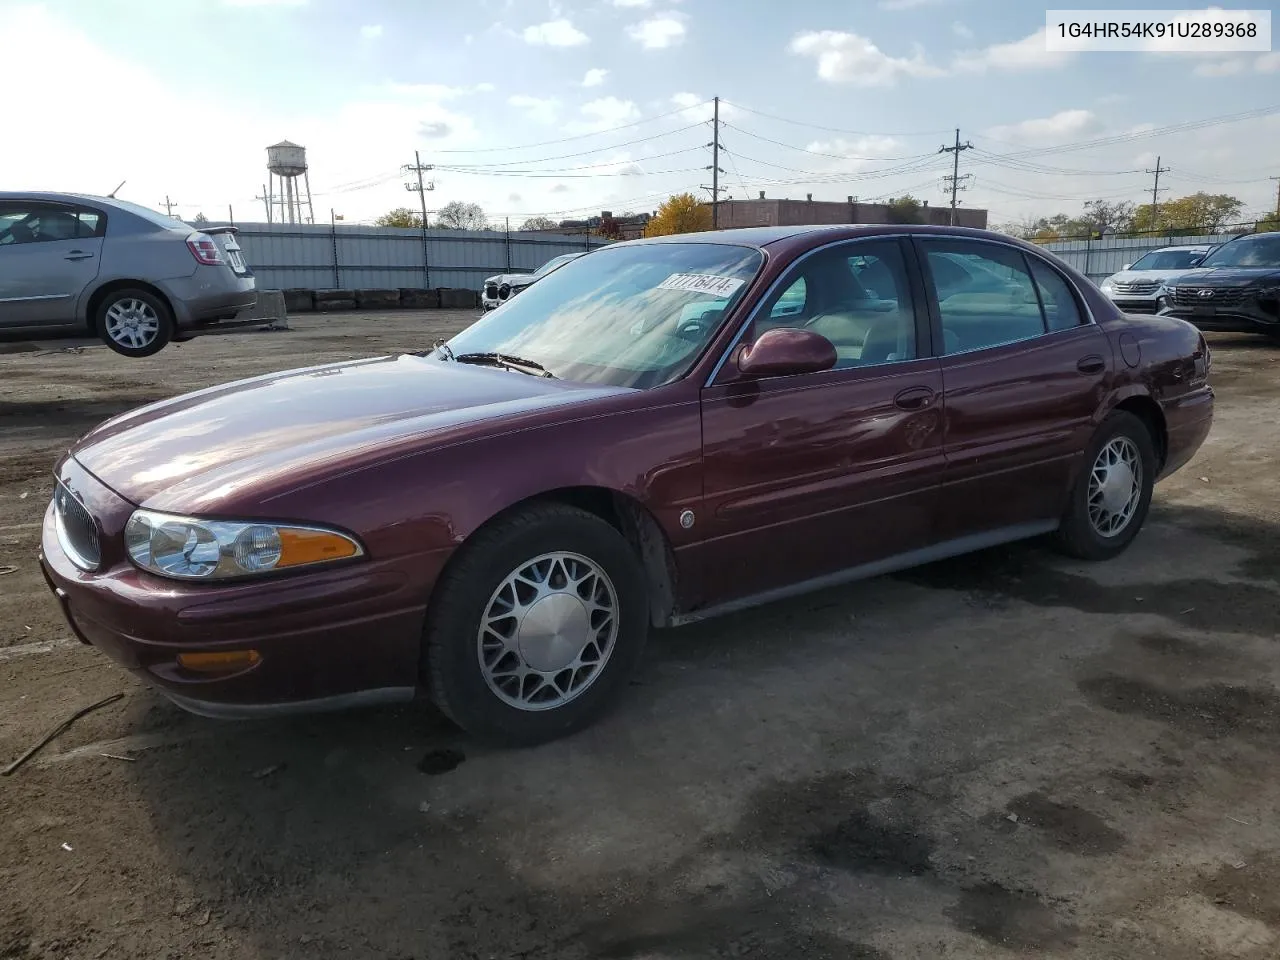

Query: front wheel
<box><xmin>96</xmin><ymin>289</ymin><xmax>174</xmax><ymax>358</ymax></box>
<box><xmin>423</xmin><ymin>503</ymin><xmax>649</xmax><ymax>746</ymax></box>
<box><xmin>1055</xmin><ymin>411</ymin><xmax>1156</xmax><ymax>561</ymax></box>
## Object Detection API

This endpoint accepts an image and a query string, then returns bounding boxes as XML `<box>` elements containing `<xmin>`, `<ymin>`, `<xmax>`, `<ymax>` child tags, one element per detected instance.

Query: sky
<box><xmin>3</xmin><ymin>0</ymin><xmax>1278</xmax><ymax>229</ymax></box>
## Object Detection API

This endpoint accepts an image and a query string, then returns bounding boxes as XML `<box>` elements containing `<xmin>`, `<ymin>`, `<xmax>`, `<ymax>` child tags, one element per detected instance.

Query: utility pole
<box><xmin>938</xmin><ymin>129</ymin><xmax>973</xmax><ymax>226</ymax></box>
<box><xmin>702</xmin><ymin>96</ymin><xmax>725</xmax><ymax>228</ymax></box>
<box><xmin>1270</xmin><ymin>175</ymin><xmax>1280</xmax><ymax>218</ymax></box>
<box><xmin>255</xmin><ymin>184</ymin><xmax>271</xmax><ymax>224</ymax></box>
<box><xmin>403</xmin><ymin>151</ymin><xmax>435</xmax><ymax>288</ymax></box>
<box><xmin>1146</xmin><ymin>155</ymin><xmax>1171</xmax><ymax>228</ymax></box>
<box><xmin>159</xmin><ymin>195</ymin><xmax>177</xmax><ymax>218</ymax></box>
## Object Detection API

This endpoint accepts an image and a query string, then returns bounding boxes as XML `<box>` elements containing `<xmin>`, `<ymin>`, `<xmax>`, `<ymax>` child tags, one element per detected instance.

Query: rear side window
<box><xmin>922</xmin><ymin>240</ymin><xmax>1043</xmax><ymax>355</ymax></box>
<box><xmin>76</xmin><ymin>210</ymin><xmax>106</xmax><ymax>238</ymax></box>
<box><xmin>1028</xmin><ymin>258</ymin><xmax>1084</xmax><ymax>331</ymax></box>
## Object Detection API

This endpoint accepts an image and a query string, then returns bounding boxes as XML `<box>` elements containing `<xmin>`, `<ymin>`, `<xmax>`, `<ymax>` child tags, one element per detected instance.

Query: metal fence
<box><xmin>207</xmin><ymin>221</ymin><xmax>609</xmax><ymax>292</ymax></box>
<box><xmin>1037</xmin><ymin>232</ymin><xmax>1238</xmax><ymax>284</ymax></box>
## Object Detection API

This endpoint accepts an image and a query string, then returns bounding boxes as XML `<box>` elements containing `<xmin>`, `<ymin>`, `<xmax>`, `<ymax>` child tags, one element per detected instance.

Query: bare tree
<box><xmin>436</xmin><ymin>201</ymin><xmax>488</xmax><ymax>231</ymax></box>
<box><xmin>519</xmin><ymin>216</ymin><xmax>557</xmax><ymax>231</ymax></box>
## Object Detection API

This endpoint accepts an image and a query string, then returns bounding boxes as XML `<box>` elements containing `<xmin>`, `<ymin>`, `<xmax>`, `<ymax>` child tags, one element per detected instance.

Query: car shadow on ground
<box><xmin>115</xmin><ymin>500</ymin><xmax>1280</xmax><ymax>959</ymax></box>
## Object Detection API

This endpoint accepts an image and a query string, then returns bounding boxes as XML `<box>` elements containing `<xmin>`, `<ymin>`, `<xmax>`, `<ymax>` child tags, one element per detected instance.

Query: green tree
<box><xmin>191</xmin><ymin>212</ymin><xmax>209</xmax><ymax>226</ymax></box>
<box><xmin>884</xmin><ymin>195</ymin><xmax>922</xmax><ymax>224</ymax></box>
<box><xmin>1081</xmin><ymin>199</ymin><xmax>1135</xmax><ymax>235</ymax></box>
<box><xmin>375</xmin><ymin>207</ymin><xmax>423</xmax><ymax>228</ymax></box>
<box><xmin>645</xmin><ymin>193</ymin><xmax>712</xmax><ymax>236</ymax></box>
<box><xmin>519</xmin><ymin>216</ymin><xmax>557</xmax><ymax>231</ymax></box>
<box><xmin>1131</xmin><ymin>192</ymin><xmax>1244</xmax><ymax>234</ymax></box>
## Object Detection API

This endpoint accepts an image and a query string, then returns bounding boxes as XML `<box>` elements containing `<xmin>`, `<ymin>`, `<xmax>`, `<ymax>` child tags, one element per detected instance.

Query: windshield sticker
<box><xmin>657</xmin><ymin>273</ymin><xmax>746</xmax><ymax>297</ymax></box>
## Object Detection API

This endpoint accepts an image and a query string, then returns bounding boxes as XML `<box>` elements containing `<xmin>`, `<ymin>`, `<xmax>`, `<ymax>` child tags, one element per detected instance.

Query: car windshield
<box><xmin>443</xmin><ymin>242</ymin><xmax>763</xmax><ymax>388</ymax></box>
<box><xmin>531</xmin><ymin>253</ymin><xmax>578</xmax><ymax>278</ymax></box>
<box><xmin>1197</xmin><ymin>235</ymin><xmax>1280</xmax><ymax>269</ymax></box>
<box><xmin>107</xmin><ymin>198</ymin><xmax>188</xmax><ymax>231</ymax></box>
<box><xmin>1129</xmin><ymin>250</ymin><xmax>1205</xmax><ymax>270</ymax></box>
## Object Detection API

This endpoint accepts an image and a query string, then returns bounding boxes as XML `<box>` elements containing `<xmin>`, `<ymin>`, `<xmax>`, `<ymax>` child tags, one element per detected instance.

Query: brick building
<box><xmin>713</xmin><ymin>193</ymin><xmax>988</xmax><ymax>230</ymax></box>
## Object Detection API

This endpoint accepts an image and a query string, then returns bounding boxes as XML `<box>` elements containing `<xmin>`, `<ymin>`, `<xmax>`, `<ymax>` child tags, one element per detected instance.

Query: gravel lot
<box><xmin>2</xmin><ymin>313</ymin><xmax>1279</xmax><ymax>960</ymax></box>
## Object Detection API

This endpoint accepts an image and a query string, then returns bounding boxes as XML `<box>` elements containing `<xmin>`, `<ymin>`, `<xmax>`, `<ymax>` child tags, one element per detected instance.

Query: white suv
<box><xmin>1098</xmin><ymin>244</ymin><xmax>1213</xmax><ymax>314</ymax></box>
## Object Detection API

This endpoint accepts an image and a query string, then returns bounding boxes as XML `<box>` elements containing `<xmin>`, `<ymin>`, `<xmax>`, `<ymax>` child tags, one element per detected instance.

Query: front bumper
<box><xmin>1159</xmin><ymin>295</ymin><xmax>1280</xmax><ymax>335</ymax></box>
<box><xmin>38</xmin><ymin>460</ymin><xmax>439</xmax><ymax>718</ymax></box>
<box><xmin>1106</xmin><ymin>294</ymin><xmax>1161</xmax><ymax>315</ymax></box>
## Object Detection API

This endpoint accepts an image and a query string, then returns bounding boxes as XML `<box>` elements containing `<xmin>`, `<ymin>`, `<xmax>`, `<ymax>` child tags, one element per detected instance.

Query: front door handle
<box><xmin>1077</xmin><ymin>355</ymin><xmax>1105</xmax><ymax>375</ymax></box>
<box><xmin>894</xmin><ymin>386</ymin><xmax>935</xmax><ymax>410</ymax></box>
<box><xmin>64</xmin><ymin>251</ymin><xmax>95</xmax><ymax>261</ymax></box>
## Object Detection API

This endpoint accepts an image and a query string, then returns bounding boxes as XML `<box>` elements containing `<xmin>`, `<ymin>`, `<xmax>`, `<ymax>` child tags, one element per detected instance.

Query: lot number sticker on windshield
<box><xmin>658</xmin><ymin>273</ymin><xmax>745</xmax><ymax>297</ymax></box>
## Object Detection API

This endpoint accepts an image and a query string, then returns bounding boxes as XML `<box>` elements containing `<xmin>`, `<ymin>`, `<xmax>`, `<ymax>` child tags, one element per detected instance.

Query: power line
<box><xmin>720</xmin><ymin>122</ymin><xmax>934</xmax><ymax>162</ymax></box>
<box><xmin>427</xmin><ymin>101</ymin><xmax>710</xmax><ymax>154</ymax></box>
<box><xmin>403</xmin><ymin>151</ymin><xmax>434</xmax><ymax>286</ymax></box>
<box><xmin>1146</xmin><ymin>155</ymin><xmax>1171</xmax><ymax>221</ymax></box>
<box><xmin>718</xmin><ymin>100</ymin><xmax>952</xmax><ymax>138</ymax></box>
<box><xmin>434</xmin><ymin>123</ymin><xmax>707</xmax><ymax>169</ymax></box>
<box><xmin>939</xmin><ymin>129</ymin><xmax>973</xmax><ymax>225</ymax></box>
<box><xmin>433</xmin><ymin>145</ymin><xmax>705</xmax><ymax>175</ymax></box>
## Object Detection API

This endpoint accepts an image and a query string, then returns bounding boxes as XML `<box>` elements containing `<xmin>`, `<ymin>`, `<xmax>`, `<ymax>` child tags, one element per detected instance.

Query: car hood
<box><xmin>1164</xmin><ymin>267</ymin><xmax>1280</xmax><ymax>286</ymax></box>
<box><xmin>1103</xmin><ymin>268</ymin><xmax>1197</xmax><ymax>285</ymax></box>
<box><xmin>69</xmin><ymin>354</ymin><xmax>630</xmax><ymax>513</ymax></box>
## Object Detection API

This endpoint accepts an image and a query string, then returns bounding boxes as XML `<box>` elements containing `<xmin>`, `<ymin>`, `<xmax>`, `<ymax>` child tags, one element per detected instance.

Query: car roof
<box><xmin>0</xmin><ymin>190</ymin><xmax>148</xmax><ymax>213</ymax></box>
<box><xmin>1150</xmin><ymin>244</ymin><xmax>1213</xmax><ymax>252</ymax></box>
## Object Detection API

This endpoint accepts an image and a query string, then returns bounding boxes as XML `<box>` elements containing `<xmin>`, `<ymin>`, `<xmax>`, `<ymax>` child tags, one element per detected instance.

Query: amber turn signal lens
<box><xmin>177</xmin><ymin>650</ymin><xmax>262</xmax><ymax>673</ymax></box>
<box><xmin>277</xmin><ymin>528</ymin><xmax>360</xmax><ymax>568</ymax></box>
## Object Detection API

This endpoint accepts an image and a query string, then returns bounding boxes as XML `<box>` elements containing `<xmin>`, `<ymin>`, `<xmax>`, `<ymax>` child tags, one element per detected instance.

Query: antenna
<box><xmin>107</xmin><ymin>180</ymin><xmax>126</xmax><ymax>199</ymax></box>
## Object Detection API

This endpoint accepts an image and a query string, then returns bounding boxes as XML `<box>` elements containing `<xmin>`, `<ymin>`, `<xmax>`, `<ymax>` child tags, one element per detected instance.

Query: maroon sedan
<box><xmin>40</xmin><ymin>225</ymin><xmax>1213</xmax><ymax>745</ymax></box>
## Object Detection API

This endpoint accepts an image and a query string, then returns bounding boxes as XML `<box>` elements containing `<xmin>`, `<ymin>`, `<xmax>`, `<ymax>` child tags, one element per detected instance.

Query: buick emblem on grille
<box><xmin>1197</xmin><ymin>288</ymin><xmax>1215</xmax><ymax>298</ymax></box>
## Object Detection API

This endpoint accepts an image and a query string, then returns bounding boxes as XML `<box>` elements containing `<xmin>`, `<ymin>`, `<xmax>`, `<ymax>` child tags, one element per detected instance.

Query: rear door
<box><xmin>915</xmin><ymin>237</ymin><xmax>1110</xmax><ymax>542</ymax></box>
<box><xmin>698</xmin><ymin>237</ymin><xmax>945</xmax><ymax>605</ymax></box>
<box><xmin>0</xmin><ymin>202</ymin><xmax>104</xmax><ymax>328</ymax></box>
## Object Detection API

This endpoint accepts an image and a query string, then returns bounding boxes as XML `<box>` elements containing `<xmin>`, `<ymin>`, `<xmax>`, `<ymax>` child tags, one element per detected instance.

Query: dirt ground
<box><xmin>2</xmin><ymin>313</ymin><xmax>1279</xmax><ymax>960</ymax></box>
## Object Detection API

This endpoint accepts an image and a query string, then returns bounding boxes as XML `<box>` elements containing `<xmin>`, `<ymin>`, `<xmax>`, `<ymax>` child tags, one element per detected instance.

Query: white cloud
<box><xmin>572</xmin><ymin>97</ymin><xmax>641</xmax><ymax>133</ymax></box>
<box><xmin>879</xmin><ymin>0</ymin><xmax>951</xmax><ymax>8</ymax></box>
<box><xmin>508</xmin><ymin>94</ymin><xmax>560</xmax><ymax>124</ymax></box>
<box><xmin>508</xmin><ymin>193</ymin><xmax>522</xmax><ymax>202</ymax></box>
<box><xmin>385</xmin><ymin>82</ymin><xmax>492</xmax><ymax>99</ymax></box>
<box><xmin>610</xmin><ymin>0</ymin><xmax>651</xmax><ymax>6</ymax></box>
<box><xmin>222</xmin><ymin>0</ymin><xmax>306</xmax><ymax>6</ymax></box>
<box><xmin>668</xmin><ymin>92</ymin><xmax>739</xmax><ymax>124</ymax></box>
<box><xmin>952</xmin><ymin>21</ymin><xmax>973</xmax><ymax>39</ymax></box>
<box><xmin>627</xmin><ymin>14</ymin><xmax>686</xmax><ymax>49</ymax></box>
<box><xmin>1257</xmin><ymin>52</ymin><xmax>1280</xmax><ymax>73</ymax></box>
<box><xmin>953</xmin><ymin>28</ymin><xmax>1073</xmax><ymax>72</ymax></box>
<box><xmin>802</xmin><ymin>135</ymin><xmax>906</xmax><ymax>174</ymax></box>
<box><xmin>551</xmin><ymin>184</ymin><xmax>571</xmax><ymax>194</ymax></box>
<box><xmin>1193</xmin><ymin>58</ymin><xmax>1246</xmax><ymax>77</ymax></box>
<box><xmin>522</xmin><ymin>18</ymin><xmax>589</xmax><ymax>46</ymax></box>
<box><xmin>582</xmin><ymin>68</ymin><xmax>609</xmax><ymax>87</ymax></box>
<box><xmin>789</xmin><ymin>31</ymin><xmax>943</xmax><ymax>85</ymax></box>
<box><xmin>359</xmin><ymin>24</ymin><xmax>382</xmax><ymax>40</ymax></box>
<box><xmin>985</xmin><ymin>109</ymin><xmax>1100</xmax><ymax>145</ymax></box>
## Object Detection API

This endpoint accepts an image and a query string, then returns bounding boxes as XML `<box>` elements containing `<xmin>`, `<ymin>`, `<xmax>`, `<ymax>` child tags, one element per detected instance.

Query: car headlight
<box><xmin>1100</xmin><ymin>279</ymin><xmax>1115</xmax><ymax>294</ymax></box>
<box><xmin>124</xmin><ymin>509</ymin><xmax>363</xmax><ymax>581</ymax></box>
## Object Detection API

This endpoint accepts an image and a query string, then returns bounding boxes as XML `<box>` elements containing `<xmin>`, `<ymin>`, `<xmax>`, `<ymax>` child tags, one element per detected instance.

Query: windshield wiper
<box><xmin>453</xmin><ymin>352</ymin><xmax>556</xmax><ymax>378</ymax></box>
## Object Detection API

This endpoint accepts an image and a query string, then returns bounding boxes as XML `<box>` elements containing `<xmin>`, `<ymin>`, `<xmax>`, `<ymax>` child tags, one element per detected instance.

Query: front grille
<box><xmin>1171</xmin><ymin>286</ymin><xmax>1247</xmax><ymax>307</ymax></box>
<box><xmin>53</xmin><ymin>482</ymin><xmax>101</xmax><ymax>570</ymax></box>
<box><xmin>484</xmin><ymin>283</ymin><xmax>498</xmax><ymax>300</ymax></box>
<box><xmin>498</xmin><ymin>283</ymin><xmax>511</xmax><ymax>300</ymax></box>
<box><xmin>1112</xmin><ymin>280</ymin><xmax>1160</xmax><ymax>295</ymax></box>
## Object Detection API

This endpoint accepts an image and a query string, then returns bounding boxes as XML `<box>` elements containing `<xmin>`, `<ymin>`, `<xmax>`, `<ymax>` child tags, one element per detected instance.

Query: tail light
<box><xmin>1193</xmin><ymin>334</ymin><xmax>1210</xmax><ymax>382</ymax></box>
<box><xmin>186</xmin><ymin>232</ymin><xmax>223</xmax><ymax>265</ymax></box>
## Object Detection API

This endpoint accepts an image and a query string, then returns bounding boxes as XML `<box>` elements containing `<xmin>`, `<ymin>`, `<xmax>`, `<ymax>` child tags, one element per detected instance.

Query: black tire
<box><xmin>95</xmin><ymin>289</ymin><xmax>174</xmax><ymax>358</ymax></box>
<box><xmin>1055</xmin><ymin>411</ymin><xmax>1156</xmax><ymax>561</ymax></box>
<box><xmin>423</xmin><ymin>503</ymin><xmax>649</xmax><ymax>746</ymax></box>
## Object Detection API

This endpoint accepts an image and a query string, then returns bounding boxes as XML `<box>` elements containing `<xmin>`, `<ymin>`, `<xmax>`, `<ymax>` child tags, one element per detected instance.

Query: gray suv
<box><xmin>0</xmin><ymin>192</ymin><xmax>256</xmax><ymax>357</ymax></box>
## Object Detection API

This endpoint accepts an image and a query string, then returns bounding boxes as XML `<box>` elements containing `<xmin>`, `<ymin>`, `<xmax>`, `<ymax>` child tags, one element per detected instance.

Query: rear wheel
<box><xmin>423</xmin><ymin>503</ymin><xmax>649</xmax><ymax>746</ymax></box>
<box><xmin>96</xmin><ymin>289</ymin><xmax>174</xmax><ymax>358</ymax></box>
<box><xmin>1055</xmin><ymin>411</ymin><xmax>1156</xmax><ymax>561</ymax></box>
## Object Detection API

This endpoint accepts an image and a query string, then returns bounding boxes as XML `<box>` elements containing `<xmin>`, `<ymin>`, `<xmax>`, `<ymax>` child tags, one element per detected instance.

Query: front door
<box><xmin>698</xmin><ymin>237</ymin><xmax>945</xmax><ymax>606</ymax></box>
<box><xmin>915</xmin><ymin>238</ymin><xmax>1110</xmax><ymax>542</ymax></box>
<box><xmin>0</xmin><ymin>203</ymin><xmax>104</xmax><ymax>328</ymax></box>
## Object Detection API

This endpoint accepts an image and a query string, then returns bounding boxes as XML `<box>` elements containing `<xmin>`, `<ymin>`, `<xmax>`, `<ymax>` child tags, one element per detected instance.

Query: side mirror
<box><xmin>1122</xmin><ymin>263</ymin><xmax>1131</xmax><ymax>270</ymax></box>
<box><xmin>737</xmin><ymin>327</ymin><xmax>837</xmax><ymax>379</ymax></box>
<box><xmin>1190</xmin><ymin>257</ymin><xmax>1203</xmax><ymax>266</ymax></box>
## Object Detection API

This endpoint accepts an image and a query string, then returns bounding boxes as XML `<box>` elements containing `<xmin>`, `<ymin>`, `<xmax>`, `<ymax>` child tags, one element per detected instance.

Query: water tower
<box><xmin>265</xmin><ymin>140</ymin><xmax>315</xmax><ymax>225</ymax></box>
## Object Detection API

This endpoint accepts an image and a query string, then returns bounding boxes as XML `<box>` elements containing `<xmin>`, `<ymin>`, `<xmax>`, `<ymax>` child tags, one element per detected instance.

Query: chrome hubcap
<box><xmin>1088</xmin><ymin>437</ymin><xmax>1142</xmax><ymax>537</ymax></box>
<box><xmin>104</xmin><ymin>299</ymin><xmax>160</xmax><ymax>349</ymax></box>
<box><xmin>478</xmin><ymin>552</ymin><xmax>618</xmax><ymax>711</ymax></box>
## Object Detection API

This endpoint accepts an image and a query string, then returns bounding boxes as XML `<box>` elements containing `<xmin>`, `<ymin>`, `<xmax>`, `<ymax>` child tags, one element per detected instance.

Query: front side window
<box><xmin>923</xmin><ymin>240</ymin><xmax>1046</xmax><ymax>355</ymax></box>
<box><xmin>747</xmin><ymin>239</ymin><xmax>917</xmax><ymax>369</ymax></box>
<box><xmin>1197</xmin><ymin>235</ymin><xmax>1280</xmax><ymax>269</ymax></box>
<box><xmin>443</xmin><ymin>242</ymin><xmax>763</xmax><ymax>388</ymax></box>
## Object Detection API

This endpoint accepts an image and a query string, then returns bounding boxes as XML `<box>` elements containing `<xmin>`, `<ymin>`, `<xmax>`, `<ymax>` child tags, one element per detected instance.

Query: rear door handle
<box><xmin>1076</xmin><ymin>355</ymin><xmax>1105</xmax><ymax>375</ymax></box>
<box><xmin>64</xmin><ymin>251</ymin><xmax>95</xmax><ymax>261</ymax></box>
<box><xmin>894</xmin><ymin>386</ymin><xmax>935</xmax><ymax>410</ymax></box>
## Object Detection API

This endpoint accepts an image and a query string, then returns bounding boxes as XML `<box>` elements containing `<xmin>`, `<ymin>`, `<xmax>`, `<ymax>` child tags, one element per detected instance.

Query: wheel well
<box><xmin>1114</xmin><ymin>396</ymin><xmax>1167</xmax><ymax>470</ymax></box>
<box><xmin>458</xmin><ymin>487</ymin><xmax>680</xmax><ymax>628</ymax></box>
<box><xmin>84</xmin><ymin>281</ymin><xmax>175</xmax><ymax>333</ymax></box>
